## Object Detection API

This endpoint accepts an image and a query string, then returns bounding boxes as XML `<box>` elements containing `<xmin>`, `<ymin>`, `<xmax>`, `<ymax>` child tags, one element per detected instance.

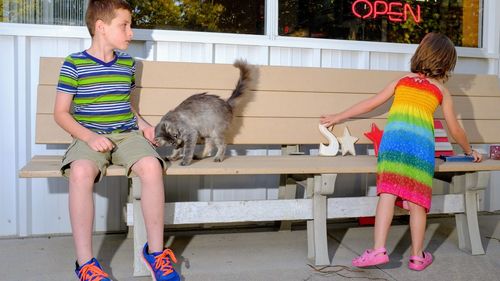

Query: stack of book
<box><xmin>434</xmin><ymin>120</ymin><xmax>454</xmax><ymax>157</ymax></box>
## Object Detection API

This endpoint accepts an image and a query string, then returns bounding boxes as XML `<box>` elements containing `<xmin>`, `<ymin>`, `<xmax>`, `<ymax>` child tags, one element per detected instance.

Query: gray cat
<box><xmin>154</xmin><ymin>60</ymin><xmax>257</xmax><ymax>166</ymax></box>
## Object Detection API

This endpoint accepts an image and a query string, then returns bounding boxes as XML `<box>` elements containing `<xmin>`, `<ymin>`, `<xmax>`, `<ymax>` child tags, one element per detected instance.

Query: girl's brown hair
<box><xmin>410</xmin><ymin>32</ymin><xmax>457</xmax><ymax>82</ymax></box>
<box><xmin>85</xmin><ymin>0</ymin><xmax>132</xmax><ymax>37</ymax></box>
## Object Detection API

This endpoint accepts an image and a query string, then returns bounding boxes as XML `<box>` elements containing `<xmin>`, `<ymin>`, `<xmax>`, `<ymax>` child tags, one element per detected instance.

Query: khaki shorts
<box><xmin>61</xmin><ymin>131</ymin><xmax>166</xmax><ymax>182</ymax></box>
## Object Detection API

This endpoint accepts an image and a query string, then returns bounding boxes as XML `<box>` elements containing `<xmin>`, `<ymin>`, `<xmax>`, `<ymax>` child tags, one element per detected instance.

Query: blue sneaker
<box><xmin>75</xmin><ymin>258</ymin><xmax>111</xmax><ymax>281</ymax></box>
<box><xmin>142</xmin><ymin>243</ymin><xmax>180</xmax><ymax>281</ymax></box>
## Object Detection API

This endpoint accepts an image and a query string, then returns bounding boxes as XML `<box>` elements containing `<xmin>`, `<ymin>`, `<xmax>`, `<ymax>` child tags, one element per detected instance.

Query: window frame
<box><xmin>0</xmin><ymin>0</ymin><xmax>497</xmax><ymax>59</ymax></box>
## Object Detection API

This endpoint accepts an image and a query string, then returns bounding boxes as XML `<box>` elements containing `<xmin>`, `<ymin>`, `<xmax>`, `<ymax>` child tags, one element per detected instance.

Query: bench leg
<box><xmin>278</xmin><ymin>177</ymin><xmax>297</xmax><ymax>231</ymax></box>
<box><xmin>310</xmin><ymin>174</ymin><xmax>337</xmax><ymax>266</ymax></box>
<box><xmin>279</xmin><ymin>145</ymin><xmax>299</xmax><ymax>231</ymax></box>
<box><xmin>131</xmin><ymin>177</ymin><xmax>150</xmax><ymax>276</ymax></box>
<box><xmin>126</xmin><ymin>181</ymin><xmax>134</xmax><ymax>240</ymax></box>
<box><xmin>304</xmin><ymin>178</ymin><xmax>315</xmax><ymax>260</ymax></box>
<box><xmin>453</xmin><ymin>172</ymin><xmax>489</xmax><ymax>255</ymax></box>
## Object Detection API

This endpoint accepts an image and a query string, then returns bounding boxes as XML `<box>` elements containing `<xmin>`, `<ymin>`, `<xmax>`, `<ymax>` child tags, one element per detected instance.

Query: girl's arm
<box><xmin>319</xmin><ymin>79</ymin><xmax>398</xmax><ymax>127</ymax></box>
<box><xmin>441</xmin><ymin>87</ymin><xmax>482</xmax><ymax>162</ymax></box>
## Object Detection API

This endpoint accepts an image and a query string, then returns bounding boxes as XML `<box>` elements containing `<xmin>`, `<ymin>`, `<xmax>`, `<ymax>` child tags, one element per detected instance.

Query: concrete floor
<box><xmin>1</xmin><ymin>213</ymin><xmax>499</xmax><ymax>281</ymax></box>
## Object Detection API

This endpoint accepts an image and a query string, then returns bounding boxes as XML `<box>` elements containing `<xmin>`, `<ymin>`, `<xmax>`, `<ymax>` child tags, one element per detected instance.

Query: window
<box><xmin>129</xmin><ymin>0</ymin><xmax>265</xmax><ymax>34</ymax></box>
<box><xmin>2</xmin><ymin>0</ymin><xmax>88</xmax><ymax>25</ymax></box>
<box><xmin>278</xmin><ymin>0</ymin><xmax>482</xmax><ymax>47</ymax></box>
<box><xmin>1</xmin><ymin>0</ymin><xmax>265</xmax><ymax>35</ymax></box>
<box><xmin>2</xmin><ymin>0</ymin><xmax>483</xmax><ymax>47</ymax></box>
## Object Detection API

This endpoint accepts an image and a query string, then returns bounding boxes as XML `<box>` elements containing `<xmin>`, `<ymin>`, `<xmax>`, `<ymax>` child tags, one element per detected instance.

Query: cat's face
<box><xmin>155</xmin><ymin>119</ymin><xmax>183</xmax><ymax>148</ymax></box>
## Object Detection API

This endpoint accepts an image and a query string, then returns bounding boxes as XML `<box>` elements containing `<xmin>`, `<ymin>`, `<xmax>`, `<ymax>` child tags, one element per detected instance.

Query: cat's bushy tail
<box><xmin>227</xmin><ymin>59</ymin><xmax>258</xmax><ymax>108</ymax></box>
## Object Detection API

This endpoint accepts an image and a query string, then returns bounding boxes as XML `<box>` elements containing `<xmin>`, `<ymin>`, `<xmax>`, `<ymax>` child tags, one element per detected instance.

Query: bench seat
<box><xmin>20</xmin><ymin>155</ymin><xmax>500</xmax><ymax>177</ymax></box>
<box><xmin>20</xmin><ymin>57</ymin><xmax>500</xmax><ymax>276</ymax></box>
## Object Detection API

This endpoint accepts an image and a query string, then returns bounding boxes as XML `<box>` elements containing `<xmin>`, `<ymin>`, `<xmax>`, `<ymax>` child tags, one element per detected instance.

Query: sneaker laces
<box><xmin>154</xmin><ymin>249</ymin><xmax>178</xmax><ymax>276</ymax></box>
<box><xmin>79</xmin><ymin>262</ymin><xmax>109</xmax><ymax>281</ymax></box>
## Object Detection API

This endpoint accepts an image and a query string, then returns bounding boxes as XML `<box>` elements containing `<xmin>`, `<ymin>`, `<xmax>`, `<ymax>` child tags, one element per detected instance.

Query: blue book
<box><xmin>439</xmin><ymin>155</ymin><xmax>474</xmax><ymax>162</ymax></box>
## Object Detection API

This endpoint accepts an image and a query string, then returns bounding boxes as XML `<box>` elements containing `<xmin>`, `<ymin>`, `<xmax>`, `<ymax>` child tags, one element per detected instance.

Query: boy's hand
<box><xmin>87</xmin><ymin>134</ymin><xmax>114</xmax><ymax>152</ymax></box>
<box><xmin>142</xmin><ymin>126</ymin><xmax>157</xmax><ymax>146</ymax></box>
<box><xmin>319</xmin><ymin>114</ymin><xmax>339</xmax><ymax>128</ymax></box>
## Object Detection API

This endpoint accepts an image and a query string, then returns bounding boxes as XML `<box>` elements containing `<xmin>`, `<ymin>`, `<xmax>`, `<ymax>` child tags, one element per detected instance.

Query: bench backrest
<box><xmin>37</xmin><ymin>57</ymin><xmax>500</xmax><ymax>145</ymax></box>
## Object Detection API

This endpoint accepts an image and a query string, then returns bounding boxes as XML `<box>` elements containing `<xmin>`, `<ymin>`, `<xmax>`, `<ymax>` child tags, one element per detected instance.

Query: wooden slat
<box><xmin>40</xmin><ymin>57</ymin><xmax>500</xmax><ymax>96</ymax></box>
<box><xmin>38</xmin><ymin>85</ymin><xmax>392</xmax><ymax>117</ymax></box>
<box><xmin>143</xmin><ymin>194</ymin><xmax>464</xmax><ymax>226</ymax></box>
<box><xmin>39</xmin><ymin>57</ymin><xmax>64</xmax><ymax>85</ymax></box>
<box><xmin>447</xmin><ymin>74</ymin><xmax>500</xmax><ymax>96</ymax></box>
<box><xmin>38</xmin><ymin>84</ymin><xmax>500</xmax><ymax>120</ymax></box>
<box><xmin>326</xmin><ymin>194</ymin><xmax>464</xmax><ymax>218</ymax></box>
<box><xmin>19</xmin><ymin>155</ymin><xmax>500</xmax><ymax>178</ymax></box>
<box><xmin>164</xmin><ymin>199</ymin><xmax>313</xmax><ymax>224</ymax></box>
<box><xmin>136</xmin><ymin>60</ymin><xmax>500</xmax><ymax>96</ymax></box>
<box><xmin>433</xmin><ymin>96</ymin><xmax>500</xmax><ymax>119</ymax></box>
<box><xmin>35</xmin><ymin>113</ymin><xmax>388</xmax><ymax>144</ymax></box>
<box><xmin>136</xmin><ymin>60</ymin><xmax>242</xmax><ymax>89</ymax></box>
<box><xmin>35</xmin><ymin>113</ymin><xmax>500</xmax><ymax>145</ymax></box>
<box><xmin>36</xmin><ymin>58</ymin><xmax>500</xmax><ymax>146</ymax></box>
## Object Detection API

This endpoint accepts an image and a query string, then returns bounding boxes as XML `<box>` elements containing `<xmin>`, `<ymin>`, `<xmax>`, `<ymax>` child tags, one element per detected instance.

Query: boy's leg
<box><xmin>62</xmin><ymin>138</ymin><xmax>109</xmax><ymax>268</ymax></box>
<box><xmin>68</xmin><ymin>159</ymin><xmax>100</xmax><ymax>265</ymax></box>
<box><xmin>373</xmin><ymin>193</ymin><xmax>397</xmax><ymax>249</ymax></box>
<box><xmin>110</xmin><ymin>131</ymin><xmax>167</xmax><ymax>252</ymax></box>
<box><xmin>408</xmin><ymin>202</ymin><xmax>427</xmax><ymax>257</ymax></box>
<box><xmin>131</xmin><ymin>156</ymin><xmax>165</xmax><ymax>253</ymax></box>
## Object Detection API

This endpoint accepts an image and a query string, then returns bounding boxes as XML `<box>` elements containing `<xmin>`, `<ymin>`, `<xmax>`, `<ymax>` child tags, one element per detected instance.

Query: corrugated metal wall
<box><xmin>1</xmin><ymin>3</ymin><xmax>500</xmax><ymax>236</ymax></box>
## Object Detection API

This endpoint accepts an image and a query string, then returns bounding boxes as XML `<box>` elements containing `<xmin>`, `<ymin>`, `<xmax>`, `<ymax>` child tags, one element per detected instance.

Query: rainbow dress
<box><xmin>377</xmin><ymin>75</ymin><xmax>442</xmax><ymax>212</ymax></box>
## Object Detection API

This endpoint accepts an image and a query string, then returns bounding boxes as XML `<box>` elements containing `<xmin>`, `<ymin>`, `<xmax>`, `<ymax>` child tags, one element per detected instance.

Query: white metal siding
<box><xmin>0</xmin><ymin>35</ymin><xmax>17</xmax><ymax>236</ymax></box>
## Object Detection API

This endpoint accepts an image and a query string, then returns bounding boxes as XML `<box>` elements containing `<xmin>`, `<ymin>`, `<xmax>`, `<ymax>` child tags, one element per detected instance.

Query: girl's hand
<box><xmin>469</xmin><ymin>150</ymin><xmax>483</xmax><ymax>162</ymax></box>
<box><xmin>319</xmin><ymin>114</ymin><xmax>339</xmax><ymax>128</ymax></box>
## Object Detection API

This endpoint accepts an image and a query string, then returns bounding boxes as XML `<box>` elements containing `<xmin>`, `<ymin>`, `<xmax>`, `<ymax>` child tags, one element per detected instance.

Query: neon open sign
<box><xmin>352</xmin><ymin>0</ymin><xmax>422</xmax><ymax>23</ymax></box>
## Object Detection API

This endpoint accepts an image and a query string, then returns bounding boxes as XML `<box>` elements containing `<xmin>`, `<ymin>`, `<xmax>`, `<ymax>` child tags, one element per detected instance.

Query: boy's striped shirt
<box><xmin>57</xmin><ymin>50</ymin><xmax>138</xmax><ymax>134</ymax></box>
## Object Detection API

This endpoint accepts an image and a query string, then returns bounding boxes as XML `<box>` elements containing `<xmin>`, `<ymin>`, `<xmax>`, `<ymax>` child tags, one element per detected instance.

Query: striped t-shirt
<box><xmin>57</xmin><ymin>50</ymin><xmax>138</xmax><ymax>134</ymax></box>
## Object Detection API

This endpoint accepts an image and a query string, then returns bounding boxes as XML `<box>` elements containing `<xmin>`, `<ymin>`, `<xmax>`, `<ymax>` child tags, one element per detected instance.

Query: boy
<box><xmin>53</xmin><ymin>1</ymin><xmax>180</xmax><ymax>280</ymax></box>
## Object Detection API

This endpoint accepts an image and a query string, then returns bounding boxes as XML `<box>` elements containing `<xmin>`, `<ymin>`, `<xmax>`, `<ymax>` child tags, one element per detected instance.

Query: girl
<box><xmin>320</xmin><ymin>32</ymin><xmax>482</xmax><ymax>271</ymax></box>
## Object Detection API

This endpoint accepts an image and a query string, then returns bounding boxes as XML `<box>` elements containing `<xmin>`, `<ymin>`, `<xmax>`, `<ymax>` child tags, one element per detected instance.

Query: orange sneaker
<box><xmin>75</xmin><ymin>258</ymin><xmax>111</xmax><ymax>281</ymax></box>
<box><xmin>142</xmin><ymin>243</ymin><xmax>180</xmax><ymax>281</ymax></box>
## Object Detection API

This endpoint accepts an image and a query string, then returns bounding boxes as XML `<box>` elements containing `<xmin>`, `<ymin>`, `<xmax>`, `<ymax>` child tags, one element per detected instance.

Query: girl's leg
<box><xmin>352</xmin><ymin>193</ymin><xmax>396</xmax><ymax>267</ymax></box>
<box><xmin>131</xmin><ymin>156</ymin><xmax>165</xmax><ymax>253</ymax></box>
<box><xmin>68</xmin><ymin>159</ymin><xmax>99</xmax><ymax>265</ymax></box>
<box><xmin>373</xmin><ymin>193</ymin><xmax>397</xmax><ymax>249</ymax></box>
<box><xmin>407</xmin><ymin>201</ymin><xmax>427</xmax><ymax>257</ymax></box>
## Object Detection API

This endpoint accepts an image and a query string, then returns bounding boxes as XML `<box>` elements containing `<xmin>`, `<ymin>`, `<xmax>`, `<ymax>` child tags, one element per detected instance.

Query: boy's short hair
<box><xmin>85</xmin><ymin>0</ymin><xmax>132</xmax><ymax>37</ymax></box>
<box><xmin>410</xmin><ymin>32</ymin><xmax>457</xmax><ymax>82</ymax></box>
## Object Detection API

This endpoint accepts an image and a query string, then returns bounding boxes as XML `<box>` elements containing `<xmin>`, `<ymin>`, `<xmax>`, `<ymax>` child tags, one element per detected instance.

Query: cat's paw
<box><xmin>166</xmin><ymin>156</ymin><xmax>177</xmax><ymax>162</ymax></box>
<box><xmin>213</xmin><ymin>157</ymin><xmax>224</xmax><ymax>162</ymax></box>
<box><xmin>167</xmin><ymin>154</ymin><xmax>183</xmax><ymax>161</ymax></box>
<box><xmin>180</xmin><ymin>157</ymin><xmax>193</xmax><ymax>166</ymax></box>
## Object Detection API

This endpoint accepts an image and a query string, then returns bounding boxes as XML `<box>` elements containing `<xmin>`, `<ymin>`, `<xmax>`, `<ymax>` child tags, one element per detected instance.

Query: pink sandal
<box><xmin>408</xmin><ymin>252</ymin><xmax>433</xmax><ymax>271</ymax></box>
<box><xmin>352</xmin><ymin>247</ymin><xmax>389</xmax><ymax>267</ymax></box>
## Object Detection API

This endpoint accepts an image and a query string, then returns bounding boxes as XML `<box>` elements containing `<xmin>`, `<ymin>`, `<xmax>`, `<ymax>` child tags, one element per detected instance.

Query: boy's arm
<box><xmin>53</xmin><ymin>91</ymin><xmax>114</xmax><ymax>152</ymax></box>
<box><xmin>130</xmin><ymin>88</ymin><xmax>156</xmax><ymax>144</ymax></box>
<box><xmin>441</xmin><ymin>87</ymin><xmax>482</xmax><ymax>162</ymax></box>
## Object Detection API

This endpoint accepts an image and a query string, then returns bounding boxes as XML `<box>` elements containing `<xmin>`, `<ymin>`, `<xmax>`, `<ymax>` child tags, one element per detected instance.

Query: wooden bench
<box><xmin>20</xmin><ymin>57</ymin><xmax>500</xmax><ymax>276</ymax></box>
